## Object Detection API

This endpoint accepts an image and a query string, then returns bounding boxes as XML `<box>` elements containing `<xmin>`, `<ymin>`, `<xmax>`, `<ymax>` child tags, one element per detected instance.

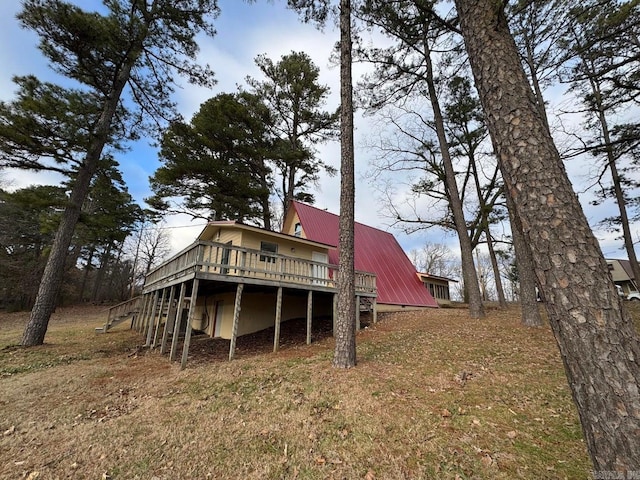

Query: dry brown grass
<box><xmin>3</xmin><ymin>302</ymin><xmax>636</xmax><ymax>479</ymax></box>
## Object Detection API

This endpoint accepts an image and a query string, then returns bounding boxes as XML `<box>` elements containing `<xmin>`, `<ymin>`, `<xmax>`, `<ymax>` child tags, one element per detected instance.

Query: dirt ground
<box><xmin>1</xmin><ymin>302</ymin><xmax>630</xmax><ymax>479</ymax></box>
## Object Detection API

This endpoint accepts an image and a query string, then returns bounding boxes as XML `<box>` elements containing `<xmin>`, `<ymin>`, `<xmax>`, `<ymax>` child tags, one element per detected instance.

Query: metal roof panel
<box><xmin>291</xmin><ymin>202</ymin><xmax>439</xmax><ymax>307</ymax></box>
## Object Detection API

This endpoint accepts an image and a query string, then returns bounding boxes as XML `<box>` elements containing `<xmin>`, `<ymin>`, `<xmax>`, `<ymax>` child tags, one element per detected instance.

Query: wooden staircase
<box><xmin>97</xmin><ymin>297</ymin><xmax>142</xmax><ymax>333</ymax></box>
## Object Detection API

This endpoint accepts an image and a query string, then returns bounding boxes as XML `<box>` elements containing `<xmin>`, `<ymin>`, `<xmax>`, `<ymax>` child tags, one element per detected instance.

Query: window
<box><xmin>260</xmin><ymin>241</ymin><xmax>278</xmax><ymax>263</ymax></box>
<box><xmin>294</xmin><ymin>222</ymin><xmax>302</xmax><ymax>237</ymax></box>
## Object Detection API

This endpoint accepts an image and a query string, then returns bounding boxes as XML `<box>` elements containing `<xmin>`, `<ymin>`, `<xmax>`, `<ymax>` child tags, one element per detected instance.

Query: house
<box><xmin>416</xmin><ymin>272</ymin><xmax>457</xmax><ymax>305</ymax></box>
<box><xmin>282</xmin><ymin>201</ymin><xmax>439</xmax><ymax>311</ymax></box>
<box><xmin>607</xmin><ymin>258</ymin><xmax>638</xmax><ymax>294</ymax></box>
<box><xmin>104</xmin><ymin>220</ymin><xmax>377</xmax><ymax>367</ymax></box>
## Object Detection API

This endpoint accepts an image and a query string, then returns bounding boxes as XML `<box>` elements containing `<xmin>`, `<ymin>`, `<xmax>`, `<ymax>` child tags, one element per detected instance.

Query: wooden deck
<box><xmin>142</xmin><ymin>240</ymin><xmax>377</xmax><ymax>296</ymax></box>
<box><xmin>111</xmin><ymin>240</ymin><xmax>377</xmax><ymax>369</ymax></box>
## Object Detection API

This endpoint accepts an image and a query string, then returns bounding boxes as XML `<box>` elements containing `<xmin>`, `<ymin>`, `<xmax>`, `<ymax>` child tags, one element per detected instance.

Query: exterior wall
<box><xmin>239</xmin><ymin>229</ymin><xmax>324</xmax><ymax>262</ymax></box>
<box><xmin>608</xmin><ymin>260</ymin><xmax>629</xmax><ymax>283</ymax></box>
<box><xmin>607</xmin><ymin>260</ymin><xmax>638</xmax><ymax>294</ymax></box>
<box><xmin>191</xmin><ymin>289</ymin><xmax>333</xmax><ymax>339</ymax></box>
<box><xmin>423</xmin><ymin>280</ymin><xmax>451</xmax><ymax>303</ymax></box>
<box><xmin>195</xmin><ymin>226</ymin><xmax>331</xmax><ymax>283</ymax></box>
<box><xmin>282</xmin><ymin>211</ymin><xmax>303</xmax><ymax>238</ymax></box>
<box><xmin>199</xmin><ymin>226</ymin><xmax>242</xmax><ymax>245</ymax></box>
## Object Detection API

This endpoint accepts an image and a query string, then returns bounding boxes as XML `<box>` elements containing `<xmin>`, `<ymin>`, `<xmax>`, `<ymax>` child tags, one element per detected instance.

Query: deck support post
<box><xmin>138</xmin><ymin>293</ymin><xmax>152</xmax><ymax>333</ymax></box>
<box><xmin>356</xmin><ymin>295</ymin><xmax>361</xmax><ymax>331</ymax></box>
<box><xmin>228</xmin><ymin>284</ymin><xmax>244</xmax><ymax>361</ymax></box>
<box><xmin>372</xmin><ymin>297</ymin><xmax>378</xmax><ymax>323</ymax></box>
<box><xmin>160</xmin><ymin>286</ymin><xmax>176</xmax><ymax>354</ymax></box>
<box><xmin>332</xmin><ymin>293</ymin><xmax>338</xmax><ymax>335</ymax></box>
<box><xmin>152</xmin><ymin>288</ymin><xmax>167</xmax><ymax>348</ymax></box>
<box><xmin>273</xmin><ymin>287</ymin><xmax>283</xmax><ymax>353</ymax></box>
<box><xmin>169</xmin><ymin>282</ymin><xmax>187</xmax><ymax>362</ymax></box>
<box><xmin>181</xmin><ymin>279</ymin><xmax>200</xmax><ymax>369</ymax></box>
<box><xmin>145</xmin><ymin>290</ymin><xmax>159</xmax><ymax>346</ymax></box>
<box><xmin>306</xmin><ymin>290</ymin><xmax>313</xmax><ymax>345</ymax></box>
<box><xmin>133</xmin><ymin>294</ymin><xmax>144</xmax><ymax>331</ymax></box>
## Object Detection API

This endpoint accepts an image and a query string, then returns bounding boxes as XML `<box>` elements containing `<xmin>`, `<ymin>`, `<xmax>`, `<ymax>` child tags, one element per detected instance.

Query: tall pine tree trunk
<box><xmin>485</xmin><ymin>228</ymin><xmax>507</xmax><ymax>307</ymax></box>
<box><xmin>423</xmin><ymin>31</ymin><xmax>484</xmax><ymax>318</ymax></box>
<box><xmin>79</xmin><ymin>246</ymin><xmax>95</xmax><ymax>303</ymax></box>
<box><xmin>505</xmin><ymin>188</ymin><xmax>542</xmax><ymax>326</ymax></box>
<box><xmin>587</xmin><ymin>73</ymin><xmax>640</xmax><ymax>290</ymax></box>
<box><xmin>22</xmin><ymin>55</ymin><xmax>139</xmax><ymax>346</ymax></box>
<box><xmin>455</xmin><ymin>0</ymin><xmax>640</xmax><ymax>471</ymax></box>
<box><xmin>333</xmin><ymin>0</ymin><xmax>356</xmax><ymax>368</ymax></box>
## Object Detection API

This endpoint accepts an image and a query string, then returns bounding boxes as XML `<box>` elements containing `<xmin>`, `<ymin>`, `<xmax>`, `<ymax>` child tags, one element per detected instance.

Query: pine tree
<box><xmin>2</xmin><ymin>0</ymin><xmax>220</xmax><ymax>346</ymax></box>
<box><xmin>455</xmin><ymin>0</ymin><xmax>640</xmax><ymax>470</ymax></box>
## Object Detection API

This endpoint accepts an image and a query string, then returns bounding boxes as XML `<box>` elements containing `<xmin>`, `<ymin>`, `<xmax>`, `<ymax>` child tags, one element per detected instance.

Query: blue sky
<box><xmin>0</xmin><ymin>0</ymin><xmax>637</xmax><ymax>263</ymax></box>
<box><xmin>0</xmin><ymin>0</ymin><xmax>367</xmax><ymax>253</ymax></box>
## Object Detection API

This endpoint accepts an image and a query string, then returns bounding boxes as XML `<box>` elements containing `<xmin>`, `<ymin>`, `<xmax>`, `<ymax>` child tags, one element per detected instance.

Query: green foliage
<box><xmin>0</xmin><ymin>160</ymin><xmax>141</xmax><ymax>309</ymax></box>
<box><xmin>0</xmin><ymin>185</ymin><xmax>67</xmax><ymax>310</ymax></box>
<box><xmin>4</xmin><ymin>0</ymin><xmax>221</xmax><ymax>344</ymax></box>
<box><xmin>78</xmin><ymin>157</ymin><xmax>143</xmax><ymax>246</ymax></box>
<box><xmin>246</xmin><ymin>51</ymin><xmax>339</xmax><ymax>212</ymax></box>
<box><xmin>148</xmin><ymin>92</ymin><xmax>273</xmax><ymax>224</ymax></box>
<box><xmin>0</xmin><ymin>75</ymin><xmax>126</xmax><ymax>174</ymax></box>
<box><xmin>150</xmin><ymin>51</ymin><xmax>339</xmax><ymax>225</ymax></box>
<box><xmin>17</xmin><ymin>0</ymin><xmax>220</xmax><ymax>129</ymax></box>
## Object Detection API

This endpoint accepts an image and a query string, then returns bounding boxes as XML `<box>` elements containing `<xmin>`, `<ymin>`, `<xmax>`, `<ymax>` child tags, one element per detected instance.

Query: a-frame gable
<box><xmin>285</xmin><ymin>201</ymin><xmax>438</xmax><ymax>307</ymax></box>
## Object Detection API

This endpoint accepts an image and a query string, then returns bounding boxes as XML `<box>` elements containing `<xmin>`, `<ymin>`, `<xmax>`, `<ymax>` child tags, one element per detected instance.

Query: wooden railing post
<box><xmin>160</xmin><ymin>285</ymin><xmax>176</xmax><ymax>354</ymax></box>
<box><xmin>145</xmin><ymin>290</ymin><xmax>159</xmax><ymax>347</ymax></box>
<box><xmin>152</xmin><ymin>288</ymin><xmax>167</xmax><ymax>348</ymax></box>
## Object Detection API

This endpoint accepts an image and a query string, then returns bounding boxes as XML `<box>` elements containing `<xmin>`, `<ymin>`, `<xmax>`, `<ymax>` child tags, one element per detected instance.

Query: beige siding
<box><xmin>198</xmin><ymin>226</ymin><xmax>242</xmax><ymax>245</ymax></box>
<box><xmin>219</xmin><ymin>229</ymin><xmax>242</xmax><ymax>245</ymax></box>
<box><xmin>191</xmin><ymin>290</ymin><xmax>330</xmax><ymax>339</ymax></box>
<box><xmin>282</xmin><ymin>211</ymin><xmax>303</xmax><ymax>238</ymax></box>
<box><xmin>608</xmin><ymin>260</ymin><xmax>629</xmax><ymax>282</ymax></box>
<box><xmin>239</xmin><ymin>230</ymin><xmax>324</xmax><ymax>261</ymax></box>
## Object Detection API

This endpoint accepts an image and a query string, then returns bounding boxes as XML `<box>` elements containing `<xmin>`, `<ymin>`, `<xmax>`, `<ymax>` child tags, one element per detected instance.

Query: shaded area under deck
<box><xmin>105</xmin><ymin>239</ymin><xmax>377</xmax><ymax>368</ymax></box>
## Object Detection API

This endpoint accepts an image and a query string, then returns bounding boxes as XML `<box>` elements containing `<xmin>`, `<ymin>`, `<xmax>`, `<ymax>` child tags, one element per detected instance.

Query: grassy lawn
<box><xmin>2</xmin><ymin>302</ymin><xmax>635</xmax><ymax>479</ymax></box>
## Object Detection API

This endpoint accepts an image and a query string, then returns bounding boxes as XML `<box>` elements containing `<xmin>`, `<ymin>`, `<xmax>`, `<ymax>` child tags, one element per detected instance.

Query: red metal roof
<box><xmin>290</xmin><ymin>201</ymin><xmax>439</xmax><ymax>307</ymax></box>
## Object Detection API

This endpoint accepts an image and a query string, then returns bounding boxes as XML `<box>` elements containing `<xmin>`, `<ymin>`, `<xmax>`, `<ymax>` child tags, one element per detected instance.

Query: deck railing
<box><xmin>100</xmin><ymin>296</ymin><xmax>142</xmax><ymax>332</ymax></box>
<box><xmin>143</xmin><ymin>240</ymin><xmax>376</xmax><ymax>295</ymax></box>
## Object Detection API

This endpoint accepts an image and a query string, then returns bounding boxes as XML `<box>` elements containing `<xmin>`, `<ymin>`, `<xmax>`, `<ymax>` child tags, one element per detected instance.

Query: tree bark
<box><xmin>485</xmin><ymin>227</ymin><xmax>507</xmax><ymax>307</ymax></box>
<box><xmin>505</xmin><ymin>187</ymin><xmax>542</xmax><ymax>326</ymax></box>
<box><xmin>333</xmin><ymin>0</ymin><xmax>356</xmax><ymax>368</ymax></box>
<box><xmin>423</xmin><ymin>32</ymin><xmax>485</xmax><ymax>318</ymax></box>
<box><xmin>78</xmin><ymin>246</ymin><xmax>95</xmax><ymax>303</ymax></box>
<box><xmin>586</xmin><ymin>70</ymin><xmax>640</xmax><ymax>291</ymax></box>
<box><xmin>454</xmin><ymin>0</ymin><xmax>640</xmax><ymax>471</ymax></box>
<box><xmin>22</xmin><ymin>48</ymin><xmax>140</xmax><ymax>346</ymax></box>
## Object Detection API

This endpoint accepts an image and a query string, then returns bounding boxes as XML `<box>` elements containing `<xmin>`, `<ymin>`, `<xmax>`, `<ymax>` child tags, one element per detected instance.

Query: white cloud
<box><xmin>161</xmin><ymin>213</ymin><xmax>208</xmax><ymax>255</ymax></box>
<box><xmin>1</xmin><ymin>0</ymin><xmax>638</xmax><ymax>266</ymax></box>
<box><xmin>3</xmin><ymin>167</ymin><xmax>65</xmax><ymax>192</ymax></box>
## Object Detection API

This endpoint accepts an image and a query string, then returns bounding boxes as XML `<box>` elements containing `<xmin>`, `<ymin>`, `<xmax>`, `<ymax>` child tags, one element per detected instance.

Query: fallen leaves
<box><xmin>0</xmin><ymin>304</ymin><xmax>594</xmax><ymax>479</ymax></box>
